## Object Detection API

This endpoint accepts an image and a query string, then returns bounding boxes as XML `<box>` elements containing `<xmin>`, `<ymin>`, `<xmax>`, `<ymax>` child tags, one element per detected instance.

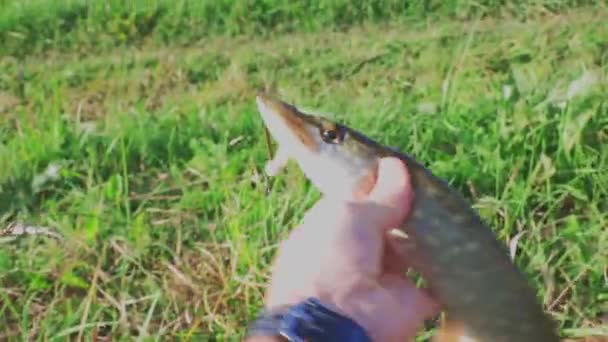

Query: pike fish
<box><xmin>255</xmin><ymin>93</ymin><xmax>560</xmax><ymax>342</ymax></box>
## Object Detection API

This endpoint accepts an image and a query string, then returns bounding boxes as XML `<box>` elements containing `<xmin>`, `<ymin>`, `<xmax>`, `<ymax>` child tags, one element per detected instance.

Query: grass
<box><xmin>0</xmin><ymin>1</ymin><xmax>607</xmax><ymax>340</ymax></box>
<box><xmin>1</xmin><ymin>0</ymin><xmax>604</xmax><ymax>57</ymax></box>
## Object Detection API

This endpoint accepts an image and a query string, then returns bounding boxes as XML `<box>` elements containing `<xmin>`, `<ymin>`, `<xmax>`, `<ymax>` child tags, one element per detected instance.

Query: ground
<box><xmin>0</xmin><ymin>1</ymin><xmax>607</xmax><ymax>341</ymax></box>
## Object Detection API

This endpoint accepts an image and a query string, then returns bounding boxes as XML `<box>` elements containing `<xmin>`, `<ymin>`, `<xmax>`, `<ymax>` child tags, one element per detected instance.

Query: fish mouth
<box><xmin>255</xmin><ymin>93</ymin><xmax>319</xmax><ymax>152</ymax></box>
<box><xmin>255</xmin><ymin>93</ymin><xmax>381</xmax><ymax>199</ymax></box>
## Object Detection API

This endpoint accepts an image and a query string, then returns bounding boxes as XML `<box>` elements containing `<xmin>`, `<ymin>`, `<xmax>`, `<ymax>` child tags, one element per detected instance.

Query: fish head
<box><xmin>255</xmin><ymin>93</ymin><xmax>384</xmax><ymax>199</ymax></box>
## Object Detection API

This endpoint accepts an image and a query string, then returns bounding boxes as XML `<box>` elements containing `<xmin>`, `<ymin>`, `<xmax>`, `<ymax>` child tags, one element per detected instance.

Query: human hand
<box><xmin>264</xmin><ymin>157</ymin><xmax>440</xmax><ymax>341</ymax></box>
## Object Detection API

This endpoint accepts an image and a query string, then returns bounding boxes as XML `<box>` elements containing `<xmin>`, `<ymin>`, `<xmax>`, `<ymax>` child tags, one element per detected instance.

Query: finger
<box><xmin>381</xmin><ymin>274</ymin><xmax>441</xmax><ymax>321</ymax></box>
<box><xmin>265</xmin><ymin>229</ymin><xmax>325</xmax><ymax>308</ymax></box>
<box><xmin>365</xmin><ymin>157</ymin><xmax>414</xmax><ymax>230</ymax></box>
<box><xmin>382</xmin><ymin>236</ymin><xmax>409</xmax><ymax>275</ymax></box>
<box><xmin>301</xmin><ymin>157</ymin><xmax>412</xmax><ymax>235</ymax></box>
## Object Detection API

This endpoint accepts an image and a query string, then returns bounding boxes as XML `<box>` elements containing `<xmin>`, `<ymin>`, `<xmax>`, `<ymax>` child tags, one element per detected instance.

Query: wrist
<box><xmin>316</xmin><ymin>276</ymin><xmax>380</xmax><ymax>339</ymax></box>
<box><xmin>247</xmin><ymin>297</ymin><xmax>372</xmax><ymax>341</ymax></box>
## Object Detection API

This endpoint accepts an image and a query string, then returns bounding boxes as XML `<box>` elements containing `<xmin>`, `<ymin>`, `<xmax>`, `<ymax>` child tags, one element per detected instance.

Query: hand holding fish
<box><xmin>249</xmin><ymin>93</ymin><xmax>559</xmax><ymax>341</ymax></box>
<box><xmin>261</xmin><ymin>157</ymin><xmax>439</xmax><ymax>341</ymax></box>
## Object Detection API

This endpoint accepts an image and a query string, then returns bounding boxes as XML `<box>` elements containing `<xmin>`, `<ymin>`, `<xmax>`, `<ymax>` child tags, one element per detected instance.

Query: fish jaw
<box><xmin>255</xmin><ymin>94</ymin><xmax>380</xmax><ymax>200</ymax></box>
<box><xmin>255</xmin><ymin>94</ymin><xmax>320</xmax><ymax>158</ymax></box>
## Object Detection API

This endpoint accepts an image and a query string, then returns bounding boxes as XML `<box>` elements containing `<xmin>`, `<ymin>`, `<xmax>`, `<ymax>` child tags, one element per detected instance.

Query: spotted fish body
<box><xmin>255</xmin><ymin>93</ymin><xmax>560</xmax><ymax>342</ymax></box>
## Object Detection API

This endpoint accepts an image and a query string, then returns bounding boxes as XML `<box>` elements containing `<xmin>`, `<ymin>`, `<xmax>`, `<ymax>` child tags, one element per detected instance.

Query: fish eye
<box><xmin>320</xmin><ymin>127</ymin><xmax>342</xmax><ymax>144</ymax></box>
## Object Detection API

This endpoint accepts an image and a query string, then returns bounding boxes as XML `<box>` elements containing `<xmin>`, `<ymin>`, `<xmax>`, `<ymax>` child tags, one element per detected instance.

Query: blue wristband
<box><xmin>247</xmin><ymin>297</ymin><xmax>372</xmax><ymax>342</ymax></box>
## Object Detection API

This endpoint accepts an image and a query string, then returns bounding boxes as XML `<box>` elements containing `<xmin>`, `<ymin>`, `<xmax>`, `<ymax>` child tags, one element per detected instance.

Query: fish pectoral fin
<box><xmin>433</xmin><ymin>320</ymin><xmax>480</xmax><ymax>342</ymax></box>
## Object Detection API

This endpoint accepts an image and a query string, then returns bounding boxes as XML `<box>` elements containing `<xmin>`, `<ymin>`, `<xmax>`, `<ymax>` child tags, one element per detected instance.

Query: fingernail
<box><xmin>369</xmin><ymin>157</ymin><xmax>411</xmax><ymax>206</ymax></box>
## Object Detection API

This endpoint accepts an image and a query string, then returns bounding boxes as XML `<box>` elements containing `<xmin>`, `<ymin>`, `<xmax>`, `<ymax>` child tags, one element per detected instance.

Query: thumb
<box><xmin>365</xmin><ymin>157</ymin><xmax>414</xmax><ymax>230</ymax></box>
